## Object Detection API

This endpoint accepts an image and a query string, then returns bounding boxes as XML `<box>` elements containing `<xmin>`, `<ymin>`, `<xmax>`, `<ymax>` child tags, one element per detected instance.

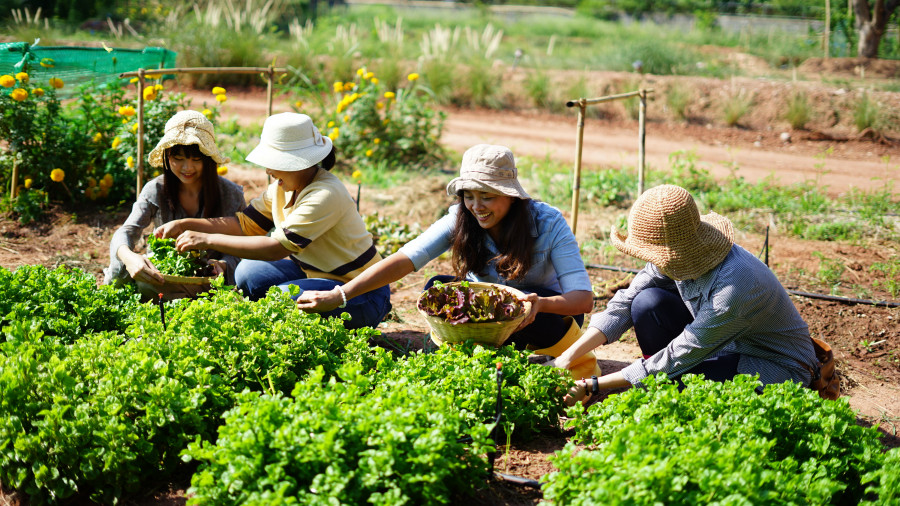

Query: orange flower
<box><xmin>48</xmin><ymin>77</ymin><xmax>64</xmax><ymax>89</ymax></box>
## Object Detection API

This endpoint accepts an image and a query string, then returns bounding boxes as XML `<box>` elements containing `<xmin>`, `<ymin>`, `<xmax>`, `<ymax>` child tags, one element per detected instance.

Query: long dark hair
<box><xmin>450</xmin><ymin>191</ymin><xmax>534</xmax><ymax>281</ymax></box>
<box><xmin>161</xmin><ymin>144</ymin><xmax>222</xmax><ymax>218</ymax></box>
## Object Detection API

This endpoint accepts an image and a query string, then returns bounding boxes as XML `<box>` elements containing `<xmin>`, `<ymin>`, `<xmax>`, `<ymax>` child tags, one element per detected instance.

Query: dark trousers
<box><xmin>424</xmin><ymin>276</ymin><xmax>583</xmax><ymax>350</ymax></box>
<box><xmin>632</xmin><ymin>287</ymin><xmax>739</xmax><ymax>383</ymax></box>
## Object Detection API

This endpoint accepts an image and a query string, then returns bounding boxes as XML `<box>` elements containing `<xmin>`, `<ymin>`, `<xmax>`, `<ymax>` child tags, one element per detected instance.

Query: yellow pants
<box><xmin>529</xmin><ymin>316</ymin><xmax>602</xmax><ymax>379</ymax></box>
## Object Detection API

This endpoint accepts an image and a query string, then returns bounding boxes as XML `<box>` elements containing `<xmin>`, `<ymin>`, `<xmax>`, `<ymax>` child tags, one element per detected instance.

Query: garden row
<box><xmin>0</xmin><ymin>264</ymin><xmax>898</xmax><ymax>504</ymax></box>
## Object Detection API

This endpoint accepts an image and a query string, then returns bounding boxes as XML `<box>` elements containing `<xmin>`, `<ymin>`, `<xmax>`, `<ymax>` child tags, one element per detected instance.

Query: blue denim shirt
<box><xmin>398</xmin><ymin>200</ymin><xmax>591</xmax><ymax>294</ymax></box>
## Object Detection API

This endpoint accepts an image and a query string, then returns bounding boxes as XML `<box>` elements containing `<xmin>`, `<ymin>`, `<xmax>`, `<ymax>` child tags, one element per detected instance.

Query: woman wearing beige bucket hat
<box><xmin>103</xmin><ymin>110</ymin><xmax>245</xmax><ymax>287</ymax></box>
<box><xmin>296</xmin><ymin>144</ymin><xmax>601</xmax><ymax>377</ymax></box>
<box><xmin>547</xmin><ymin>184</ymin><xmax>819</xmax><ymax>405</ymax></box>
<box><xmin>154</xmin><ymin>112</ymin><xmax>391</xmax><ymax>329</ymax></box>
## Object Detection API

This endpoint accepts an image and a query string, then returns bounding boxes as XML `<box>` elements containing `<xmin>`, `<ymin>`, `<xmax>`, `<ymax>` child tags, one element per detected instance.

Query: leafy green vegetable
<box><xmin>146</xmin><ymin>235</ymin><xmax>211</xmax><ymax>277</ymax></box>
<box><xmin>418</xmin><ymin>281</ymin><xmax>524</xmax><ymax>324</ymax></box>
<box><xmin>544</xmin><ymin>374</ymin><xmax>887</xmax><ymax>505</ymax></box>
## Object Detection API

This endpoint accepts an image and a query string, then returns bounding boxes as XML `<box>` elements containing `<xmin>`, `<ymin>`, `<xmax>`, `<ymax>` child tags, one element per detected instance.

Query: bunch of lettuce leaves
<box><xmin>417</xmin><ymin>281</ymin><xmax>525</xmax><ymax>324</ymax></box>
<box><xmin>146</xmin><ymin>235</ymin><xmax>212</xmax><ymax>277</ymax></box>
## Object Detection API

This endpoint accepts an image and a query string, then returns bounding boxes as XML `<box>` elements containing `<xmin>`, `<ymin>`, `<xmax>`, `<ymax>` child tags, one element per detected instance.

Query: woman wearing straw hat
<box><xmin>155</xmin><ymin>112</ymin><xmax>391</xmax><ymax>330</ymax></box>
<box><xmin>549</xmin><ymin>184</ymin><xmax>818</xmax><ymax>405</ymax></box>
<box><xmin>103</xmin><ymin>110</ymin><xmax>245</xmax><ymax>286</ymax></box>
<box><xmin>296</xmin><ymin>144</ymin><xmax>601</xmax><ymax>378</ymax></box>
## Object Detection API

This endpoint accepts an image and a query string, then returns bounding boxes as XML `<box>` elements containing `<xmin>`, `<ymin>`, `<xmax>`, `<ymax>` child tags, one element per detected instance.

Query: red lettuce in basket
<box><xmin>418</xmin><ymin>281</ymin><xmax>525</xmax><ymax>324</ymax></box>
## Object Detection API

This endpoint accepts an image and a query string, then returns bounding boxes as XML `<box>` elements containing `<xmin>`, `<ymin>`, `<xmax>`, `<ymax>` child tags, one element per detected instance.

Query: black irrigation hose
<box><xmin>585</xmin><ymin>264</ymin><xmax>900</xmax><ymax>308</ymax></box>
<box><xmin>493</xmin><ymin>472</ymin><xmax>543</xmax><ymax>489</ymax></box>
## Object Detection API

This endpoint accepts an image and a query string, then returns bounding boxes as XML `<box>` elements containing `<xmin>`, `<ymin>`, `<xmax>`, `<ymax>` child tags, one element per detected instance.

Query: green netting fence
<box><xmin>0</xmin><ymin>42</ymin><xmax>176</xmax><ymax>96</ymax></box>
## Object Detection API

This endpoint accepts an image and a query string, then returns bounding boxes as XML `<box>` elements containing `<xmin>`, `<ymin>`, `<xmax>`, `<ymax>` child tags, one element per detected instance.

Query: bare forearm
<box><xmin>536</xmin><ymin>290</ymin><xmax>593</xmax><ymax>316</ymax></box>
<box><xmin>204</xmin><ymin>234</ymin><xmax>292</xmax><ymax>261</ymax></box>
<box><xmin>555</xmin><ymin>326</ymin><xmax>608</xmax><ymax>369</ymax></box>
<box><xmin>181</xmin><ymin>216</ymin><xmax>244</xmax><ymax>235</ymax></box>
<box><xmin>342</xmin><ymin>252</ymin><xmax>415</xmax><ymax>299</ymax></box>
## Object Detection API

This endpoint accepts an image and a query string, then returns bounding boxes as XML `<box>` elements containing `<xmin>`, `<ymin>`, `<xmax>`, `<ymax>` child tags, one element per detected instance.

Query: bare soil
<box><xmin>1</xmin><ymin>59</ymin><xmax>899</xmax><ymax>505</ymax></box>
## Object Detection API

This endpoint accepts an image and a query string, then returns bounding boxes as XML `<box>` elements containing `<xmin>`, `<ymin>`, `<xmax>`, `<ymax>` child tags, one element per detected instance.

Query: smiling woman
<box><xmin>155</xmin><ymin>112</ymin><xmax>392</xmax><ymax>330</ymax></box>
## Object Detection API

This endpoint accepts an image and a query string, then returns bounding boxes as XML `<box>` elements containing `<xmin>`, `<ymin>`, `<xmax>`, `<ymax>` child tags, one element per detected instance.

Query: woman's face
<box><xmin>266</xmin><ymin>167</ymin><xmax>317</xmax><ymax>193</ymax></box>
<box><xmin>463</xmin><ymin>190</ymin><xmax>514</xmax><ymax>236</ymax></box>
<box><xmin>167</xmin><ymin>151</ymin><xmax>204</xmax><ymax>188</ymax></box>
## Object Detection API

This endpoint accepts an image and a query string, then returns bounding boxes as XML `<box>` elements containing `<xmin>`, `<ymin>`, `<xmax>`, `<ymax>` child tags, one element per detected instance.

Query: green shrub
<box><xmin>853</xmin><ymin>91</ymin><xmax>882</xmax><ymax>133</ymax></box>
<box><xmin>784</xmin><ymin>90</ymin><xmax>812</xmax><ymax>130</ymax></box>
<box><xmin>722</xmin><ymin>89</ymin><xmax>754</xmax><ymax>127</ymax></box>
<box><xmin>666</xmin><ymin>82</ymin><xmax>692</xmax><ymax>121</ymax></box>
<box><xmin>524</xmin><ymin>68</ymin><xmax>551</xmax><ymax>108</ymax></box>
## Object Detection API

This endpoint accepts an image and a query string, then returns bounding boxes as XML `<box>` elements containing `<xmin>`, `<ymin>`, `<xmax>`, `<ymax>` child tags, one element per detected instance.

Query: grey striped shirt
<box><xmin>590</xmin><ymin>244</ymin><xmax>817</xmax><ymax>387</ymax></box>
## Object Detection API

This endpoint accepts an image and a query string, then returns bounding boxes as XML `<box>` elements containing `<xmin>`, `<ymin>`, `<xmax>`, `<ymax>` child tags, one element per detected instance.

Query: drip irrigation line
<box><xmin>493</xmin><ymin>472</ymin><xmax>543</xmax><ymax>489</ymax></box>
<box><xmin>585</xmin><ymin>264</ymin><xmax>900</xmax><ymax>308</ymax></box>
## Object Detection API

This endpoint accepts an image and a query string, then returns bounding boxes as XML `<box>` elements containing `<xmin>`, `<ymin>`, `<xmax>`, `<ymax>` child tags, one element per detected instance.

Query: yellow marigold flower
<box><xmin>49</xmin><ymin>77</ymin><xmax>64</xmax><ymax>89</ymax></box>
<box><xmin>384</xmin><ymin>91</ymin><xmax>395</xmax><ymax>99</ymax></box>
<box><xmin>376</xmin><ymin>102</ymin><xmax>384</xmax><ymax>110</ymax></box>
<box><xmin>364</xmin><ymin>72</ymin><xmax>374</xmax><ymax>80</ymax></box>
<box><xmin>350</xmin><ymin>93</ymin><xmax>359</xmax><ymax>102</ymax></box>
<box><xmin>111</xmin><ymin>137</ymin><xmax>121</xmax><ymax>149</ymax></box>
<box><xmin>103</xmin><ymin>173</ymin><xmax>113</xmax><ymax>185</ymax></box>
<box><xmin>212</xmin><ymin>86</ymin><xmax>226</xmax><ymax>95</ymax></box>
<box><xmin>143</xmin><ymin>87</ymin><xmax>157</xmax><ymax>100</ymax></box>
<box><xmin>328</xmin><ymin>132</ymin><xmax>338</xmax><ymax>141</ymax></box>
<box><xmin>118</xmin><ymin>105</ymin><xmax>136</xmax><ymax>117</ymax></box>
<box><xmin>344</xmin><ymin>82</ymin><xmax>354</xmax><ymax>91</ymax></box>
<box><xmin>121</xmin><ymin>119</ymin><xmax>128</xmax><ymax>124</ymax></box>
<box><xmin>374</xmin><ymin>138</ymin><xmax>381</xmax><ymax>144</ymax></box>
<box><xmin>33</xmin><ymin>88</ymin><xmax>44</xmax><ymax>97</ymax></box>
<box><xmin>24</xmin><ymin>178</ymin><xmax>33</xmax><ymax>189</ymax></box>
<box><xmin>146</xmin><ymin>73</ymin><xmax>160</xmax><ymax>80</ymax></box>
<box><xmin>336</xmin><ymin>103</ymin><xmax>346</xmax><ymax>114</ymax></box>
<box><xmin>327</xmin><ymin>121</ymin><xmax>335</xmax><ymax>128</ymax></box>
<box><xmin>87</xmin><ymin>177</ymin><xmax>97</xmax><ymax>188</ymax></box>
<box><xmin>15</xmin><ymin>72</ymin><xmax>28</xmax><ymax>83</ymax></box>
<box><xmin>294</xmin><ymin>100</ymin><xmax>303</xmax><ymax>108</ymax></box>
<box><xmin>130</xmin><ymin>77</ymin><xmax>139</xmax><ymax>84</ymax></box>
<box><xmin>50</xmin><ymin>168</ymin><xmax>65</xmax><ymax>182</ymax></box>
<box><xmin>0</xmin><ymin>75</ymin><xmax>15</xmax><ymax>87</ymax></box>
<box><xmin>217</xmin><ymin>166</ymin><xmax>228</xmax><ymax>176</ymax></box>
<box><xmin>202</xmin><ymin>109</ymin><xmax>213</xmax><ymax>118</ymax></box>
<box><xmin>343</xmin><ymin>115</ymin><xmax>350</xmax><ymax>122</ymax></box>
<box><xmin>365</xmin><ymin>149</ymin><xmax>373</xmax><ymax>157</ymax></box>
<box><xmin>85</xmin><ymin>187</ymin><xmax>98</xmax><ymax>200</ymax></box>
<box><xmin>154</xmin><ymin>84</ymin><xmax>163</xmax><ymax>91</ymax></box>
<box><xmin>382</xmin><ymin>119</ymin><xmax>390</xmax><ymax>125</ymax></box>
<box><xmin>93</xmin><ymin>132</ymin><xmax>102</xmax><ymax>142</ymax></box>
<box><xmin>40</xmin><ymin>58</ymin><xmax>55</xmax><ymax>68</ymax></box>
<box><xmin>10</xmin><ymin>88</ymin><xmax>28</xmax><ymax>101</ymax></box>
<box><xmin>357</xmin><ymin>68</ymin><xmax>365</xmax><ymax>77</ymax></box>
<box><xmin>153</xmin><ymin>170</ymin><xmax>160</xmax><ymax>177</ymax></box>
<box><xmin>126</xmin><ymin>156</ymin><xmax>134</xmax><ymax>168</ymax></box>
<box><xmin>131</xmin><ymin>123</ymin><xmax>139</xmax><ymax>133</ymax></box>
<box><xmin>371</xmin><ymin>77</ymin><xmax>379</xmax><ymax>85</ymax></box>
<box><xmin>333</xmin><ymin>81</ymin><xmax>343</xmax><ymax>93</ymax></box>
<box><xmin>331</xmin><ymin>127</ymin><xmax>340</xmax><ymax>137</ymax></box>
<box><xmin>351</xmin><ymin>170</ymin><xmax>363</xmax><ymax>181</ymax></box>
<box><xmin>215</xmin><ymin>94</ymin><xmax>227</xmax><ymax>103</ymax></box>
<box><xmin>407</xmin><ymin>73</ymin><xmax>419</xmax><ymax>81</ymax></box>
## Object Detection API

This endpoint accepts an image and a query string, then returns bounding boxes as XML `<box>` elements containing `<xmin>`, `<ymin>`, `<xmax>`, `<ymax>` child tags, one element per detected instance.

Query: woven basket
<box><xmin>417</xmin><ymin>282</ymin><xmax>531</xmax><ymax>348</ymax></box>
<box><xmin>136</xmin><ymin>273</ymin><xmax>212</xmax><ymax>302</ymax></box>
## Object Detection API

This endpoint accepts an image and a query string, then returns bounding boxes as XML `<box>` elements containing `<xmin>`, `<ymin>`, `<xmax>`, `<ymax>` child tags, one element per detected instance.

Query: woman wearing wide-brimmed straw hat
<box><xmin>296</xmin><ymin>144</ymin><xmax>601</xmax><ymax>378</ymax></box>
<box><xmin>155</xmin><ymin>112</ymin><xmax>391</xmax><ymax>329</ymax></box>
<box><xmin>103</xmin><ymin>110</ymin><xmax>245</xmax><ymax>286</ymax></box>
<box><xmin>548</xmin><ymin>184</ymin><xmax>818</xmax><ymax>405</ymax></box>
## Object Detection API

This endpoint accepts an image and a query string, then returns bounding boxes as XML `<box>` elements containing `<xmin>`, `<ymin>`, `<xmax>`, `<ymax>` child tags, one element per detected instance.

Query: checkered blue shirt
<box><xmin>590</xmin><ymin>244</ymin><xmax>817</xmax><ymax>387</ymax></box>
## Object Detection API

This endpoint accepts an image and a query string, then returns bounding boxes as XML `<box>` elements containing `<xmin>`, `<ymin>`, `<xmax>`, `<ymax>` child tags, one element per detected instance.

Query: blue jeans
<box><xmin>235</xmin><ymin>258</ymin><xmax>392</xmax><ymax>330</ymax></box>
<box><xmin>424</xmin><ymin>275</ymin><xmax>584</xmax><ymax>350</ymax></box>
<box><xmin>632</xmin><ymin>287</ymin><xmax>739</xmax><ymax>383</ymax></box>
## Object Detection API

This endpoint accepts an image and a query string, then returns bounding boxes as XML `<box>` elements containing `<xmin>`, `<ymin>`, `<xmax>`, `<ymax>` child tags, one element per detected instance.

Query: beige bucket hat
<box><xmin>148</xmin><ymin>110</ymin><xmax>228</xmax><ymax>168</ymax></box>
<box><xmin>611</xmin><ymin>184</ymin><xmax>734</xmax><ymax>280</ymax></box>
<box><xmin>446</xmin><ymin>144</ymin><xmax>530</xmax><ymax>199</ymax></box>
<box><xmin>245</xmin><ymin>113</ymin><xmax>333</xmax><ymax>172</ymax></box>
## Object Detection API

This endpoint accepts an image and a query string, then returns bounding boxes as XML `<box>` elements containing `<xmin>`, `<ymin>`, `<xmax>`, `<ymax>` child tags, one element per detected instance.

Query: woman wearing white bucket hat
<box><xmin>297</xmin><ymin>144</ymin><xmax>600</xmax><ymax>377</ymax></box>
<box><xmin>155</xmin><ymin>112</ymin><xmax>391</xmax><ymax>329</ymax></box>
<box><xmin>103</xmin><ymin>110</ymin><xmax>245</xmax><ymax>287</ymax></box>
<box><xmin>548</xmin><ymin>184</ymin><xmax>819</xmax><ymax>405</ymax></box>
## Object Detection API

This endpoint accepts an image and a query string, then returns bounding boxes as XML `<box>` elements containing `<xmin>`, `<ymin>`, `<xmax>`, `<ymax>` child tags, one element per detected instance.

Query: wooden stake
<box><xmin>136</xmin><ymin>68</ymin><xmax>145</xmax><ymax>195</ymax></box>
<box><xmin>638</xmin><ymin>89</ymin><xmax>647</xmax><ymax>197</ymax></box>
<box><xmin>570</xmin><ymin>99</ymin><xmax>586</xmax><ymax>234</ymax></box>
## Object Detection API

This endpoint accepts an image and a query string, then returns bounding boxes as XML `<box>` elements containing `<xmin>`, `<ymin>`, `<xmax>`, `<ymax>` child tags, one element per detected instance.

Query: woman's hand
<box><xmin>296</xmin><ymin>287</ymin><xmax>344</xmax><ymax>313</ymax></box>
<box><xmin>207</xmin><ymin>259</ymin><xmax>227</xmax><ymax>278</ymax></box>
<box><xmin>514</xmin><ymin>292</ymin><xmax>541</xmax><ymax>332</ymax></box>
<box><xmin>175</xmin><ymin>231</ymin><xmax>210</xmax><ymax>252</ymax></box>
<box><xmin>563</xmin><ymin>379</ymin><xmax>591</xmax><ymax>407</ymax></box>
<box><xmin>153</xmin><ymin>220</ymin><xmax>185</xmax><ymax>239</ymax></box>
<box><xmin>122</xmin><ymin>251</ymin><xmax>165</xmax><ymax>285</ymax></box>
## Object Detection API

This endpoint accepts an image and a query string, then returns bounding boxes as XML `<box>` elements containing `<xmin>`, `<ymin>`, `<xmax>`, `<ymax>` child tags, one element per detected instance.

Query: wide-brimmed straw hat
<box><xmin>446</xmin><ymin>144</ymin><xmax>530</xmax><ymax>199</ymax></box>
<box><xmin>611</xmin><ymin>184</ymin><xmax>734</xmax><ymax>280</ymax></box>
<box><xmin>148</xmin><ymin>110</ymin><xmax>228</xmax><ymax>168</ymax></box>
<box><xmin>245</xmin><ymin>112</ymin><xmax>333</xmax><ymax>172</ymax></box>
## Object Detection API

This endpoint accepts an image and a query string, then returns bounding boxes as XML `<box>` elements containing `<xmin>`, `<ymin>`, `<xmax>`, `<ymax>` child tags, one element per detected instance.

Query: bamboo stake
<box><xmin>119</xmin><ymin>67</ymin><xmax>289</xmax><ymax>78</ymax></box>
<box><xmin>10</xmin><ymin>156</ymin><xmax>19</xmax><ymax>200</ymax></box>
<box><xmin>570</xmin><ymin>99</ymin><xmax>586</xmax><ymax>233</ymax></box>
<box><xmin>825</xmin><ymin>0</ymin><xmax>831</xmax><ymax>59</ymax></box>
<box><xmin>137</xmin><ymin>69</ymin><xmax>145</xmax><ymax>195</ymax></box>
<box><xmin>638</xmin><ymin>89</ymin><xmax>647</xmax><ymax>196</ymax></box>
<box><xmin>266</xmin><ymin>65</ymin><xmax>275</xmax><ymax>118</ymax></box>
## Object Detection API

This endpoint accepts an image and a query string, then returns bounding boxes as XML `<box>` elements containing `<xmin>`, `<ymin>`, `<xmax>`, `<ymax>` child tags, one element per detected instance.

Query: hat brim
<box><xmin>446</xmin><ymin>177</ymin><xmax>530</xmax><ymax>199</ymax></box>
<box><xmin>245</xmin><ymin>136</ymin><xmax>333</xmax><ymax>172</ymax></box>
<box><xmin>148</xmin><ymin>133</ymin><xmax>228</xmax><ymax>168</ymax></box>
<box><xmin>611</xmin><ymin>212</ymin><xmax>734</xmax><ymax>280</ymax></box>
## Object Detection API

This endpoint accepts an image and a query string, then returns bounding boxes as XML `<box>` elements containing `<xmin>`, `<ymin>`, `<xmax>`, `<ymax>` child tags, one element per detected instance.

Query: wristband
<box><xmin>336</xmin><ymin>285</ymin><xmax>348</xmax><ymax>308</ymax></box>
<box><xmin>591</xmin><ymin>375</ymin><xmax>599</xmax><ymax>395</ymax></box>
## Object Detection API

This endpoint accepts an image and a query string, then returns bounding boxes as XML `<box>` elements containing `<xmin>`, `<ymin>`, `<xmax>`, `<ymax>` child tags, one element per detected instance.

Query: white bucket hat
<box><xmin>446</xmin><ymin>144</ymin><xmax>530</xmax><ymax>199</ymax></box>
<box><xmin>611</xmin><ymin>184</ymin><xmax>734</xmax><ymax>281</ymax></box>
<box><xmin>245</xmin><ymin>113</ymin><xmax>333</xmax><ymax>172</ymax></box>
<box><xmin>148</xmin><ymin>110</ymin><xmax>228</xmax><ymax>168</ymax></box>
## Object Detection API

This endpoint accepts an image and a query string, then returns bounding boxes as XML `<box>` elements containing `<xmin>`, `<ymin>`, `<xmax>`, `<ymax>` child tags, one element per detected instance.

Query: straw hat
<box><xmin>245</xmin><ymin>113</ymin><xmax>333</xmax><ymax>172</ymax></box>
<box><xmin>611</xmin><ymin>184</ymin><xmax>734</xmax><ymax>280</ymax></box>
<box><xmin>446</xmin><ymin>144</ymin><xmax>530</xmax><ymax>199</ymax></box>
<box><xmin>148</xmin><ymin>110</ymin><xmax>228</xmax><ymax>168</ymax></box>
